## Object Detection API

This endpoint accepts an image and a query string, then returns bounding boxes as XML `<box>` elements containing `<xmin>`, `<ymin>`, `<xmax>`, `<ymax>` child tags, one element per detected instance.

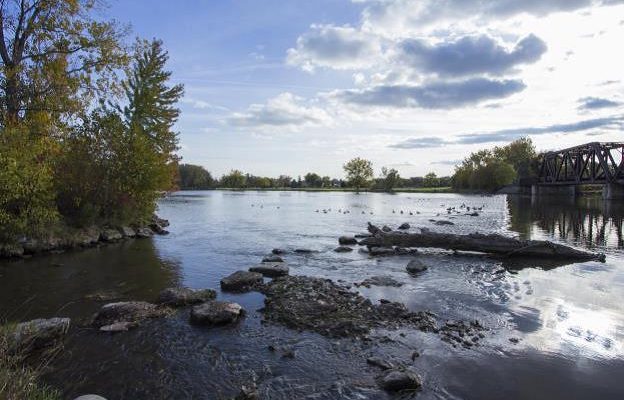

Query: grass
<box><xmin>0</xmin><ymin>323</ymin><xmax>62</xmax><ymax>400</ymax></box>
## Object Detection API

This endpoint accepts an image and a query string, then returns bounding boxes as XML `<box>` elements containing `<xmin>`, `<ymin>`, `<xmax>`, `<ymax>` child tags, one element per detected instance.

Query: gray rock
<box><xmin>367</xmin><ymin>356</ymin><xmax>394</xmax><ymax>370</ymax></box>
<box><xmin>190</xmin><ymin>301</ymin><xmax>244</xmax><ymax>325</ymax></box>
<box><xmin>262</xmin><ymin>254</ymin><xmax>284</xmax><ymax>263</ymax></box>
<box><xmin>148</xmin><ymin>223</ymin><xmax>168</xmax><ymax>235</ymax></box>
<box><xmin>74</xmin><ymin>396</ymin><xmax>108</xmax><ymax>400</ymax></box>
<box><xmin>100</xmin><ymin>229</ymin><xmax>122</xmax><ymax>242</ymax></box>
<box><xmin>10</xmin><ymin>317</ymin><xmax>70</xmax><ymax>352</ymax></box>
<box><xmin>272</xmin><ymin>248</ymin><xmax>285</xmax><ymax>255</ymax></box>
<box><xmin>398</xmin><ymin>223</ymin><xmax>410</xmax><ymax>230</ymax></box>
<box><xmin>378</xmin><ymin>369</ymin><xmax>423</xmax><ymax>392</ymax></box>
<box><xmin>368</xmin><ymin>247</ymin><xmax>397</xmax><ymax>256</ymax></box>
<box><xmin>406</xmin><ymin>260</ymin><xmax>428</xmax><ymax>274</ymax></box>
<box><xmin>74</xmin><ymin>227</ymin><xmax>101</xmax><ymax>246</ymax></box>
<box><xmin>434</xmin><ymin>220</ymin><xmax>454</xmax><ymax>226</ymax></box>
<box><xmin>249</xmin><ymin>262</ymin><xmax>289</xmax><ymax>277</ymax></box>
<box><xmin>220</xmin><ymin>271</ymin><xmax>263</xmax><ymax>292</ymax></box>
<box><xmin>157</xmin><ymin>287</ymin><xmax>217</xmax><ymax>306</ymax></box>
<box><xmin>338</xmin><ymin>236</ymin><xmax>358</xmax><ymax>245</ymax></box>
<box><xmin>119</xmin><ymin>226</ymin><xmax>136</xmax><ymax>237</ymax></box>
<box><xmin>334</xmin><ymin>246</ymin><xmax>353</xmax><ymax>253</ymax></box>
<box><xmin>359</xmin><ymin>276</ymin><xmax>403</xmax><ymax>288</ymax></box>
<box><xmin>382</xmin><ymin>225</ymin><xmax>392</xmax><ymax>232</ymax></box>
<box><xmin>354</xmin><ymin>233</ymin><xmax>372</xmax><ymax>239</ymax></box>
<box><xmin>99</xmin><ymin>321</ymin><xmax>138</xmax><ymax>333</ymax></box>
<box><xmin>135</xmin><ymin>227</ymin><xmax>154</xmax><ymax>238</ymax></box>
<box><xmin>294</xmin><ymin>248</ymin><xmax>314</xmax><ymax>253</ymax></box>
<box><xmin>92</xmin><ymin>301</ymin><xmax>169</xmax><ymax>327</ymax></box>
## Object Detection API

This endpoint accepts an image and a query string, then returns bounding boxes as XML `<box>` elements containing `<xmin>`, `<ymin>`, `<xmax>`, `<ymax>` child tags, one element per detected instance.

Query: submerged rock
<box><xmin>100</xmin><ymin>229</ymin><xmax>122</xmax><ymax>242</ymax></box>
<box><xmin>258</xmin><ymin>275</ymin><xmax>436</xmax><ymax>338</ymax></box>
<box><xmin>366</xmin><ymin>356</ymin><xmax>394</xmax><ymax>370</ymax></box>
<box><xmin>10</xmin><ymin>317</ymin><xmax>70</xmax><ymax>352</ymax></box>
<box><xmin>294</xmin><ymin>248</ymin><xmax>314</xmax><ymax>254</ymax></box>
<box><xmin>92</xmin><ymin>301</ymin><xmax>170</xmax><ymax>328</ymax></box>
<box><xmin>334</xmin><ymin>246</ymin><xmax>354</xmax><ymax>253</ymax></box>
<box><xmin>368</xmin><ymin>247</ymin><xmax>397</xmax><ymax>256</ymax></box>
<box><xmin>382</xmin><ymin>225</ymin><xmax>392</xmax><ymax>232</ymax></box>
<box><xmin>249</xmin><ymin>262</ymin><xmax>289</xmax><ymax>277</ymax></box>
<box><xmin>271</xmin><ymin>248</ymin><xmax>285</xmax><ymax>255</ymax></box>
<box><xmin>398</xmin><ymin>223</ymin><xmax>410</xmax><ymax>230</ymax></box>
<box><xmin>74</xmin><ymin>395</ymin><xmax>108</xmax><ymax>400</ymax></box>
<box><xmin>190</xmin><ymin>301</ymin><xmax>244</xmax><ymax>325</ymax></box>
<box><xmin>434</xmin><ymin>220</ymin><xmax>454</xmax><ymax>226</ymax></box>
<box><xmin>378</xmin><ymin>369</ymin><xmax>422</xmax><ymax>392</ymax></box>
<box><xmin>221</xmin><ymin>271</ymin><xmax>264</xmax><ymax>292</ymax></box>
<box><xmin>157</xmin><ymin>287</ymin><xmax>217</xmax><ymax>306</ymax></box>
<box><xmin>338</xmin><ymin>236</ymin><xmax>358</xmax><ymax>245</ymax></box>
<box><xmin>98</xmin><ymin>321</ymin><xmax>138</xmax><ymax>333</ymax></box>
<box><xmin>262</xmin><ymin>254</ymin><xmax>284</xmax><ymax>263</ymax></box>
<box><xmin>406</xmin><ymin>260</ymin><xmax>428</xmax><ymax>274</ymax></box>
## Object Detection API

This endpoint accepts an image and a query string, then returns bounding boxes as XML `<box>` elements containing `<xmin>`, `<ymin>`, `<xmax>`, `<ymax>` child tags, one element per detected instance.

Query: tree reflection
<box><xmin>507</xmin><ymin>195</ymin><xmax>624</xmax><ymax>249</ymax></box>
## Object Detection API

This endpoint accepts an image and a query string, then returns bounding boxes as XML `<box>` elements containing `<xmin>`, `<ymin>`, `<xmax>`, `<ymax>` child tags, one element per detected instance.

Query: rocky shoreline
<box><xmin>0</xmin><ymin>215</ymin><xmax>170</xmax><ymax>259</ymax></box>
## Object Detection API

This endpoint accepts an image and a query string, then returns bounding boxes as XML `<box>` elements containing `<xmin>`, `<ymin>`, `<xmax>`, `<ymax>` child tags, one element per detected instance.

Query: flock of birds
<box><xmin>249</xmin><ymin>202</ymin><xmax>486</xmax><ymax>217</ymax></box>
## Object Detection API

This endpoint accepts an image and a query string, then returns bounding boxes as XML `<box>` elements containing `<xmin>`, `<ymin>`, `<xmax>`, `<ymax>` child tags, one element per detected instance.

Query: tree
<box><xmin>343</xmin><ymin>157</ymin><xmax>373</xmax><ymax>193</ymax></box>
<box><xmin>380</xmin><ymin>167</ymin><xmax>400</xmax><ymax>192</ymax></box>
<box><xmin>321</xmin><ymin>176</ymin><xmax>331</xmax><ymax>188</ymax></box>
<box><xmin>178</xmin><ymin>164</ymin><xmax>213</xmax><ymax>189</ymax></box>
<box><xmin>304</xmin><ymin>172</ymin><xmax>322</xmax><ymax>188</ymax></box>
<box><xmin>220</xmin><ymin>170</ymin><xmax>246</xmax><ymax>188</ymax></box>
<box><xmin>493</xmin><ymin>137</ymin><xmax>538</xmax><ymax>183</ymax></box>
<box><xmin>423</xmin><ymin>172</ymin><xmax>439</xmax><ymax>188</ymax></box>
<box><xmin>0</xmin><ymin>0</ymin><xmax>128</xmax><ymax>126</ymax></box>
<box><xmin>276</xmin><ymin>175</ymin><xmax>292</xmax><ymax>188</ymax></box>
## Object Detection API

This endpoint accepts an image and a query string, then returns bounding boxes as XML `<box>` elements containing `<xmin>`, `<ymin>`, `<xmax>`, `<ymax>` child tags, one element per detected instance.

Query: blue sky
<box><xmin>107</xmin><ymin>0</ymin><xmax>624</xmax><ymax>178</ymax></box>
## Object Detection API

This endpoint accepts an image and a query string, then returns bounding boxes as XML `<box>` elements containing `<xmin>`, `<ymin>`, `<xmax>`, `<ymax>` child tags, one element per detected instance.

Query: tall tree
<box><xmin>380</xmin><ymin>167</ymin><xmax>400</xmax><ymax>192</ymax></box>
<box><xmin>343</xmin><ymin>157</ymin><xmax>373</xmax><ymax>193</ymax></box>
<box><xmin>0</xmin><ymin>0</ymin><xmax>128</xmax><ymax>126</ymax></box>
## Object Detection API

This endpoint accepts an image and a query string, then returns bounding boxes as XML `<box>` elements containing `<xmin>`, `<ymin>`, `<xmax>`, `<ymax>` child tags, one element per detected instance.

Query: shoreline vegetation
<box><xmin>182</xmin><ymin>186</ymin><xmax>455</xmax><ymax>193</ymax></box>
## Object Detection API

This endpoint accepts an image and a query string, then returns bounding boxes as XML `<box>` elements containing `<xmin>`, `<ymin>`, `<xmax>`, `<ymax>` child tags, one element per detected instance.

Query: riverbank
<box><xmin>182</xmin><ymin>186</ymin><xmax>454</xmax><ymax>193</ymax></box>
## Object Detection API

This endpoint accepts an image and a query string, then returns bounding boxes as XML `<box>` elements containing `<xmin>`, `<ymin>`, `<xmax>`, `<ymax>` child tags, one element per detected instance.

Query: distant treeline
<box><xmin>177</xmin><ymin>163</ymin><xmax>451</xmax><ymax>191</ymax></box>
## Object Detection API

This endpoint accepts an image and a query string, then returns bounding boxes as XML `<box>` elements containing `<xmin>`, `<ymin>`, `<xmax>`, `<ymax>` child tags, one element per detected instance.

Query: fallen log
<box><xmin>362</xmin><ymin>223</ymin><xmax>605</xmax><ymax>262</ymax></box>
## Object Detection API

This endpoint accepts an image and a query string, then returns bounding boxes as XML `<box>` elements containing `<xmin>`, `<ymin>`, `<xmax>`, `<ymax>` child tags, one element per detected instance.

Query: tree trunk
<box><xmin>361</xmin><ymin>223</ymin><xmax>605</xmax><ymax>262</ymax></box>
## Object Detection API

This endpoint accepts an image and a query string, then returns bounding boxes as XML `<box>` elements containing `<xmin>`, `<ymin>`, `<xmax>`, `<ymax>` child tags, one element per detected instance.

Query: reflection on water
<box><xmin>507</xmin><ymin>195</ymin><xmax>624</xmax><ymax>249</ymax></box>
<box><xmin>0</xmin><ymin>191</ymin><xmax>622</xmax><ymax>399</ymax></box>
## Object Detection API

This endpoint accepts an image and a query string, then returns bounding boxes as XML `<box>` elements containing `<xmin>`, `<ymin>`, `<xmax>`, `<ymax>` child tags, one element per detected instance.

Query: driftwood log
<box><xmin>362</xmin><ymin>223</ymin><xmax>605</xmax><ymax>262</ymax></box>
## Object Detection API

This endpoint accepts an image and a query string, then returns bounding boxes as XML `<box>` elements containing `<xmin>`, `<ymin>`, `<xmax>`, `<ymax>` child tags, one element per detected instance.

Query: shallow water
<box><xmin>1</xmin><ymin>191</ymin><xmax>623</xmax><ymax>399</ymax></box>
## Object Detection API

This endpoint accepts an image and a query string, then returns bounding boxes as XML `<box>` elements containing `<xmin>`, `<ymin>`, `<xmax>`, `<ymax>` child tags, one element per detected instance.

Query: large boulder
<box><xmin>220</xmin><ymin>271</ymin><xmax>263</xmax><ymax>292</ymax></box>
<box><xmin>338</xmin><ymin>236</ymin><xmax>358</xmax><ymax>245</ymax></box>
<box><xmin>378</xmin><ymin>369</ymin><xmax>423</xmax><ymax>392</ymax></box>
<box><xmin>92</xmin><ymin>301</ymin><xmax>170</xmax><ymax>330</ymax></box>
<box><xmin>119</xmin><ymin>226</ymin><xmax>136</xmax><ymax>238</ymax></box>
<box><xmin>100</xmin><ymin>229</ymin><xmax>122</xmax><ymax>242</ymax></box>
<box><xmin>406</xmin><ymin>260</ymin><xmax>428</xmax><ymax>274</ymax></box>
<box><xmin>398</xmin><ymin>223</ymin><xmax>410</xmax><ymax>230</ymax></box>
<box><xmin>157</xmin><ymin>287</ymin><xmax>216</xmax><ymax>307</ymax></box>
<box><xmin>135</xmin><ymin>227</ymin><xmax>154</xmax><ymax>238</ymax></box>
<box><xmin>190</xmin><ymin>301</ymin><xmax>244</xmax><ymax>326</ymax></box>
<box><xmin>358</xmin><ymin>276</ymin><xmax>403</xmax><ymax>288</ymax></box>
<box><xmin>10</xmin><ymin>317</ymin><xmax>70</xmax><ymax>352</ymax></box>
<box><xmin>249</xmin><ymin>262</ymin><xmax>289</xmax><ymax>277</ymax></box>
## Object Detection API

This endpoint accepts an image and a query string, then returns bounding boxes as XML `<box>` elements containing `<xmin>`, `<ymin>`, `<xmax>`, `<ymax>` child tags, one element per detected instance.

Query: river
<box><xmin>1</xmin><ymin>191</ymin><xmax>623</xmax><ymax>399</ymax></box>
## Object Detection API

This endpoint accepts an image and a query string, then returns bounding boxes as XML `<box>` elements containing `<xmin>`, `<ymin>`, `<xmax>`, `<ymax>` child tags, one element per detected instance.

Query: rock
<box><xmin>378</xmin><ymin>369</ymin><xmax>423</xmax><ymax>392</ymax></box>
<box><xmin>358</xmin><ymin>276</ymin><xmax>403</xmax><ymax>288</ymax></box>
<box><xmin>467</xmin><ymin>212</ymin><xmax>479</xmax><ymax>217</ymax></box>
<box><xmin>334</xmin><ymin>246</ymin><xmax>353</xmax><ymax>253</ymax></box>
<box><xmin>152</xmin><ymin>214</ymin><xmax>170</xmax><ymax>227</ymax></box>
<box><xmin>382</xmin><ymin>225</ymin><xmax>392</xmax><ymax>232</ymax></box>
<box><xmin>368</xmin><ymin>247</ymin><xmax>397</xmax><ymax>256</ymax></box>
<box><xmin>84</xmin><ymin>290</ymin><xmax>122</xmax><ymax>302</ymax></box>
<box><xmin>157</xmin><ymin>287</ymin><xmax>217</xmax><ymax>306</ymax></box>
<box><xmin>398</xmin><ymin>223</ymin><xmax>410</xmax><ymax>230</ymax></box>
<box><xmin>99</xmin><ymin>321</ymin><xmax>138</xmax><ymax>332</ymax></box>
<box><xmin>0</xmin><ymin>243</ymin><xmax>24</xmax><ymax>258</ymax></box>
<box><xmin>100</xmin><ymin>229</ymin><xmax>122</xmax><ymax>242</ymax></box>
<box><xmin>220</xmin><ymin>271</ymin><xmax>263</xmax><ymax>292</ymax></box>
<box><xmin>434</xmin><ymin>220</ymin><xmax>454</xmax><ymax>226</ymax></box>
<box><xmin>406</xmin><ymin>260</ymin><xmax>428</xmax><ymax>274</ymax></box>
<box><xmin>249</xmin><ymin>262</ymin><xmax>289</xmax><ymax>277</ymax></box>
<box><xmin>74</xmin><ymin>396</ymin><xmax>108</xmax><ymax>400</ymax></box>
<box><xmin>148</xmin><ymin>223</ymin><xmax>168</xmax><ymax>235</ymax></box>
<box><xmin>294</xmin><ymin>248</ymin><xmax>314</xmax><ymax>253</ymax></box>
<box><xmin>10</xmin><ymin>317</ymin><xmax>70</xmax><ymax>352</ymax></box>
<box><xmin>119</xmin><ymin>226</ymin><xmax>136</xmax><ymax>237</ymax></box>
<box><xmin>367</xmin><ymin>356</ymin><xmax>394</xmax><ymax>370</ymax></box>
<box><xmin>74</xmin><ymin>227</ymin><xmax>101</xmax><ymax>246</ymax></box>
<box><xmin>262</xmin><ymin>254</ymin><xmax>284</xmax><ymax>263</ymax></box>
<box><xmin>190</xmin><ymin>301</ymin><xmax>244</xmax><ymax>325</ymax></box>
<box><xmin>272</xmin><ymin>248</ymin><xmax>285</xmax><ymax>255</ymax></box>
<box><xmin>338</xmin><ymin>236</ymin><xmax>358</xmax><ymax>245</ymax></box>
<box><xmin>92</xmin><ymin>301</ymin><xmax>169</xmax><ymax>327</ymax></box>
<box><xmin>354</xmin><ymin>233</ymin><xmax>372</xmax><ymax>239</ymax></box>
<box><xmin>234</xmin><ymin>384</ymin><xmax>259</xmax><ymax>400</ymax></box>
<box><xmin>135</xmin><ymin>227</ymin><xmax>154</xmax><ymax>238</ymax></box>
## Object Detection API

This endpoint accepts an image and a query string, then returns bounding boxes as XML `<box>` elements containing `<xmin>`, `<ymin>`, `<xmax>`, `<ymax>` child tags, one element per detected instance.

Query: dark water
<box><xmin>1</xmin><ymin>192</ymin><xmax>623</xmax><ymax>399</ymax></box>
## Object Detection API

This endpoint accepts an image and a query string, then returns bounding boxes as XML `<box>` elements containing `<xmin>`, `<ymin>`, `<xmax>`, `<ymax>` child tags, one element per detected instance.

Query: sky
<box><xmin>107</xmin><ymin>0</ymin><xmax>624</xmax><ymax>178</ymax></box>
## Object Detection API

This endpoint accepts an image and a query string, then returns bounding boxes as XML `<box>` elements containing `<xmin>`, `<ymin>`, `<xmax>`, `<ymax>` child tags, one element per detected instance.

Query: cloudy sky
<box><xmin>109</xmin><ymin>0</ymin><xmax>624</xmax><ymax>178</ymax></box>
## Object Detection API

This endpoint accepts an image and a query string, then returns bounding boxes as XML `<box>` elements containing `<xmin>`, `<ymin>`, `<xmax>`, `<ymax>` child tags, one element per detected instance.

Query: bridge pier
<box><xmin>532</xmin><ymin>185</ymin><xmax>577</xmax><ymax>197</ymax></box>
<box><xmin>603</xmin><ymin>183</ymin><xmax>624</xmax><ymax>200</ymax></box>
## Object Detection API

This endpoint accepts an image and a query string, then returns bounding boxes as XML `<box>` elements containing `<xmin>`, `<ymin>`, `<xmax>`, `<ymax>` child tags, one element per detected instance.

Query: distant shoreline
<box><xmin>176</xmin><ymin>187</ymin><xmax>455</xmax><ymax>193</ymax></box>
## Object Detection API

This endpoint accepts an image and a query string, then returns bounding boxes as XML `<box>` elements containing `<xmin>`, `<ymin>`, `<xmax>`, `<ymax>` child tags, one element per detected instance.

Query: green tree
<box><xmin>493</xmin><ymin>137</ymin><xmax>538</xmax><ymax>182</ymax></box>
<box><xmin>423</xmin><ymin>172</ymin><xmax>439</xmax><ymax>187</ymax></box>
<box><xmin>0</xmin><ymin>0</ymin><xmax>128</xmax><ymax>127</ymax></box>
<box><xmin>380</xmin><ymin>167</ymin><xmax>400</xmax><ymax>192</ymax></box>
<box><xmin>178</xmin><ymin>164</ymin><xmax>213</xmax><ymax>189</ymax></box>
<box><xmin>221</xmin><ymin>170</ymin><xmax>246</xmax><ymax>188</ymax></box>
<box><xmin>343</xmin><ymin>157</ymin><xmax>373</xmax><ymax>193</ymax></box>
<box><xmin>304</xmin><ymin>172</ymin><xmax>322</xmax><ymax>188</ymax></box>
<box><xmin>321</xmin><ymin>176</ymin><xmax>331</xmax><ymax>188</ymax></box>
